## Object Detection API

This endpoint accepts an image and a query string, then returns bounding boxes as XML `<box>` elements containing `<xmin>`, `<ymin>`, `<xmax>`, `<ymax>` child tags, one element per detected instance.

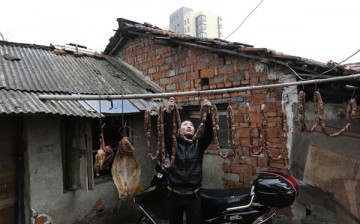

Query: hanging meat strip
<box><xmin>111</xmin><ymin>137</ymin><xmax>141</xmax><ymax>198</ymax></box>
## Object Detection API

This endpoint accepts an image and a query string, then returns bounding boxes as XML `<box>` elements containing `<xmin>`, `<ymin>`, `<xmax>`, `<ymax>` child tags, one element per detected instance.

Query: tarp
<box><xmin>78</xmin><ymin>99</ymin><xmax>140</xmax><ymax>114</ymax></box>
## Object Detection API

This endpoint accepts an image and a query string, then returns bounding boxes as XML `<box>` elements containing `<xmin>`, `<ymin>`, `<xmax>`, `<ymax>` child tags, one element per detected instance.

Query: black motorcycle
<box><xmin>135</xmin><ymin>163</ymin><xmax>298</xmax><ymax>224</ymax></box>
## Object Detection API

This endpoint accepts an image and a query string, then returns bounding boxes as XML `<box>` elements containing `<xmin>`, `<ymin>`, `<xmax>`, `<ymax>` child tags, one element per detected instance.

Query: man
<box><xmin>164</xmin><ymin>97</ymin><xmax>213</xmax><ymax>224</ymax></box>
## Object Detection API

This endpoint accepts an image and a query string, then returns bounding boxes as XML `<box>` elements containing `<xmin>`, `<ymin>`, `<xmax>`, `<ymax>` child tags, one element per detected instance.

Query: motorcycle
<box><xmin>135</xmin><ymin>163</ymin><xmax>298</xmax><ymax>224</ymax></box>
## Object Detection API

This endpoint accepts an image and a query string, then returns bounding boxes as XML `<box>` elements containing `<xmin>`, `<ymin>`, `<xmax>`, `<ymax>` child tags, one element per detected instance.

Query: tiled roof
<box><xmin>104</xmin><ymin>18</ymin><xmax>360</xmax><ymax>81</ymax></box>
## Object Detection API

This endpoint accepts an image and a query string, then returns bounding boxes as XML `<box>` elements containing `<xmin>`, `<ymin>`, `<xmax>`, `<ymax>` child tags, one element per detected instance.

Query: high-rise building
<box><xmin>169</xmin><ymin>7</ymin><xmax>223</xmax><ymax>39</ymax></box>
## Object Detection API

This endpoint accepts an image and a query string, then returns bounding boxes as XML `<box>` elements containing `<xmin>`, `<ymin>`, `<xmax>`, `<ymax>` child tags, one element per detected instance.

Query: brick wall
<box><xmin>117</xmin><ymin>36</ymin><xmax>289</xmax><ymax>188</ymax></box>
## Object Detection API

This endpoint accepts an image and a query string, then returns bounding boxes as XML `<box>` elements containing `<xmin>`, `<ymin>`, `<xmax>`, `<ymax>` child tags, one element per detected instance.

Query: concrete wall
<box><xmin>25</xmin><ymin>116</ymin><xmax>120</xmax><ymax>224</ymax></box>
<box><xmin>290</xmin><ymin>102</ymin><xmax>360</xmax><ymax>223</ymax></box>
<box><xmin>131</xmin><ymin>113</ymin><xmax>157</xmax><ymax>189</ymax></box>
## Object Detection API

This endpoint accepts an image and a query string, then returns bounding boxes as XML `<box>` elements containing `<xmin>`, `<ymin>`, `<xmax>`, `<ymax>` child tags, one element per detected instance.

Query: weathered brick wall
<box><xmin>117</xmin><ymin>36</ymin><xmax>289</xmax><ymax>188</ymax></box>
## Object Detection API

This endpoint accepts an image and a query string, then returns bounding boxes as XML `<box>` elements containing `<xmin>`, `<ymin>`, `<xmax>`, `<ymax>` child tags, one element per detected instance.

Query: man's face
<box><xmin>180</xmin><ymin>121</ymin><xmax>195</xmax><ymax>138</ymax></box>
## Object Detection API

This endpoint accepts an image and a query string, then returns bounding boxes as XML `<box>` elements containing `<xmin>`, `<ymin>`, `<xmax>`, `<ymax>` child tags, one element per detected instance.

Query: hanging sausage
<box><xmin>298</xmin><ymin>90</ymin><xmax>358</xmax><ymax>137</ymax></box>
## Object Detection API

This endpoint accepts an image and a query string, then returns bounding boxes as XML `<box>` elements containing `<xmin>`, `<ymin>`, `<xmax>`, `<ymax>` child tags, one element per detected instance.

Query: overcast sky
<box><xmin>1</xmin><ymin>0</ymin><xmax>360</xmax><ymax>64</ymax></box>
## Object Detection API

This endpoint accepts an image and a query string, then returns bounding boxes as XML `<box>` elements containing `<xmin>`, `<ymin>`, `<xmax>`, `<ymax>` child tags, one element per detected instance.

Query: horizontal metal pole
<box><xmin>38</xmin><ymin>74</ymin><xmax>360</xmax><ymax>101</ymax></box>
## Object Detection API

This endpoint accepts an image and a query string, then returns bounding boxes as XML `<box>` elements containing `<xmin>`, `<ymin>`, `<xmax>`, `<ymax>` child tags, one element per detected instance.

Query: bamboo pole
<box><xmin>38</xmin><ymin>74</ymin><xmax>360</xmax><ymax>101</ymax></box>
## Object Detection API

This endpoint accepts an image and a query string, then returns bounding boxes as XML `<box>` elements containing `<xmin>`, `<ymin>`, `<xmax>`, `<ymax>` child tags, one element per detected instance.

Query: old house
<box><xmin>0</xmin><ymin>41</ymin><xmax>164</xmax><ymax>223</ymax></box>
<box><xmin>1</xmin><ymin>16</ymin><xmax>359</xmax><ymax>223</ymax></box>
<box><xmin>102</xmin><ymin>18</ymin><xmax>360</xmax><ymax>223</ymax></box>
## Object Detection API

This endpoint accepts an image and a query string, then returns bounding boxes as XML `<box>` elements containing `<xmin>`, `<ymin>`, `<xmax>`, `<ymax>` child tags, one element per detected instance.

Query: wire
<box><xmin>284</xmin><ymin>48</ymin><xmax>360</xmax><ymax>84</ymax></box>
<box><xmin>306</xmin><ymin>49</ymin><xmax>360</xmax><ymax>80</ymax></box>
<box><xmin>225</xmin><ymin>0</ymin><xmax>265</xmax><ymax>40</ymax></box>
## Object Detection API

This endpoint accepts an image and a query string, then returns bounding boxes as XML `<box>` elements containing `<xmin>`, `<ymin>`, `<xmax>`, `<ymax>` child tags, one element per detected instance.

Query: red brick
<box><xmin>186</xmin><ymin>72</ymin><xmax>199</xmax><ymax>80</ymax></box>
<box><xmin>212</xmin><ymin>75</ymin><xmax>224</xmax><ymax>84</ymax></box>
<box><xmin>153</xmin><ymin>58</ymin><xmax>164</xmax><ymax>66</ymax></box>
<box><xmin>185</xmin><ymin>57</ymin><xmax>197</xmax><ymax>65</ymax></box>
<box><xmin>191</xmin><ymin>48</ymin><xmax>205</xmax><ymax>56</ymax></box>
<box><xmin>267</xmin><ymin>112</ymin><xmax>278</xmax><ymax>117</ymax></box>
<box><xmin>232</xmin><ymin>80</ymin><xmax>241</xmax><ymax>86</ymax></box>
<box><xmin>224</xmin><ymin>82</ymin><xmax>232</xmax><ymax>87</ymax></box>
<box><xmin>249</xmin><ymin>113</ymin><xmax>262</xmax><ymax>123</ymax></box>
<box><xmin>241</xmin><ymin>138</ymin><xmax>251</xmax><ymax>147</ymax></box>
<box><xmin>200</xmin><ymin>69</ymin><xmax>215</xmax><ymax>78</ymax></box>
<box><xmin>241</xmin><ymin>80</ymin><xmax>250</xmax><ymax>85</ymax></box>
<box><xmin>194</xmin><ymin>62</ymin><xmax>207</xmax><ymax>70</ymax></box>
<box><xmin>267</xmin><ymin>122</ymin><xmax>277</xmax><ymax>128</ymax></box>
<box><xmin>266</xmin><ymin>128</ymin><xmax>279</xmax><ymax>138</ymax></box>
<box><xmin>209</xmin><ymin>58</ymin><xmax>224</xmax><ymax>67</ymax></box>
<box><xmin>152</xmin><ymin>72</ymin><xmax>164</xmax><ymax>80</ymax></box>
<box><xmin>239</xmin><ymin>128</ymin><xmax>250</xmax><ymax>138</ymax></box>
<box><xmin>259</xmin><ymin>75</ymin><xmax>268</xmax><ymax>82</ymax></box>
<box><xmin>216</xmin><ymin>83</ymin><xmax>225</xmax><ymax>88</ymax></box>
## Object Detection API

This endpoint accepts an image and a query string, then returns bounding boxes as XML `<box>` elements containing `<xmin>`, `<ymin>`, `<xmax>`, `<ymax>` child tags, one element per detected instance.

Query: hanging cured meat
<box><xmin>111</xmin><ymin>137</ymin><xmax>141</xmax><ymax>198</ymax></box>
<box><xmin>94</xmin><ymin>133</ymin><xmax>114</xmax><ymax>176</ymax></box>
<box><xmin>94</xmin><ymin>148</ymin><xmax>106</xmax><ymax>177</ymax></box>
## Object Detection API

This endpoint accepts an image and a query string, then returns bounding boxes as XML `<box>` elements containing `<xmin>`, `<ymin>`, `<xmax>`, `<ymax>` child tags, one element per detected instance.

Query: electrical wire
<box><xmin>285</xmin><ymin>49</ymin><xmax>360</xmax><ymax>82</ymax></box>
<box><xmin>308</xmin><ymin>49</ymin><xmax>360</xmax><ymax>79</ymax></box>
<box><xmin>225</xmin><ymin>0</ymin><xmax>265</xmax><ymax>40</ymax></box>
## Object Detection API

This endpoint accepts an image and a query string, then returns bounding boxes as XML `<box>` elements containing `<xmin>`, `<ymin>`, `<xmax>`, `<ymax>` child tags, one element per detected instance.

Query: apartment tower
<box><xmin>169</xmin><ymin>7</ymin><xmax>223</xmax><ymax>39</ymax></box>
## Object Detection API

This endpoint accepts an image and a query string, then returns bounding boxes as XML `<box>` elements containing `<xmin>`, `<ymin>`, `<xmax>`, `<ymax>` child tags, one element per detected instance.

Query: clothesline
<box><xmin>38</xmin><ymin>73</ymin><xmax>360</xmax><ymax>101</ymax></box>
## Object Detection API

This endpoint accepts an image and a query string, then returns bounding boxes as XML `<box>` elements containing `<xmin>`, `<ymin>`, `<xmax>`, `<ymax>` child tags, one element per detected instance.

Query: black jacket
<box><xmin>164</xmin><ymin>111</ymin><xmax>213</xmax><ymax>190</ymax></box>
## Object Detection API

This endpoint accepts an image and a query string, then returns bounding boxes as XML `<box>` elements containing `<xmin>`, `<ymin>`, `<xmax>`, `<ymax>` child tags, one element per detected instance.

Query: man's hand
<box><xmin>201</xmin><ymin>98</ymin><xmax>212</xmax><ymax>113</ymax></box>
<box><xmin>166</xmin><ymin>97</ymin><xmax>176</xmax><ymax>113</ymax></box>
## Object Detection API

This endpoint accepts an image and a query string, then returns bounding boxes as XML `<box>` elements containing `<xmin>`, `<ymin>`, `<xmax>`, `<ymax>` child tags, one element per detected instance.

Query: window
<box><xmin>62</xmin><ymin>115</ymin><xmax>133</xmax><ymax>191</ymax></box>
<box><xmin>198</xmin><ymin>32</ymin><xmax>207</xmax><ymax>38</ymax></box>
<box><xmin>197</xmin><ymin>15</ymin><xmax>206</xmax><ymax>23</ymax></box>
<box><xmin>201</xmin><ymin>78</ymin><xmax>209</xmax><ymax>86</ymax></box>
<box><xmin>198</xmin><ymin>23</ymin><xmax>206</xmax><ymax>32</ymax></box>
<box><xmin>92</xmin><ymin>115</ymin><xmax>131</xmax><ymax>181</ymax></box>
<box><xmin>63</xmin><ymin>117</ymin><xmax>93</xmax><ymax>191</ymax></box>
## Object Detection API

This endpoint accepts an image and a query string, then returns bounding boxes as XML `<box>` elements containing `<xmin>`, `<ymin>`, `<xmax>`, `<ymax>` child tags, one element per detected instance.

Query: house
<box><xmin>0</xmin><ymin>41</ymin><xmax>163</xmax><ymax>223</ymax></box>
<box><xmin>1</xmin><ymin>16</ymin><xmax>359</xmax><ymax>223</ymax></box>
<box><xmin>102</xmin><ymin>18</ymin><xmax>360</xmax><ymax>223</ymax></box>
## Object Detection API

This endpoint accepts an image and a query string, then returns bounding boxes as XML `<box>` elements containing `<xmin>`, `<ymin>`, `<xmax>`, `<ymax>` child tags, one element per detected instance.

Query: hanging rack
<box><xmin>38</xmin><ymin>74</ymin><xmax>360</xmax><ymax>101</ymax></box>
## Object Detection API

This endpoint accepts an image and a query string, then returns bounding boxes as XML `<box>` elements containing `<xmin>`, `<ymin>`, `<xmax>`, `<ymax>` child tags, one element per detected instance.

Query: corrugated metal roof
<box><xmin>0</xmin><ymin>41</ymin><xmax>164</xmax><ymax>117</ymax></box>
<box><xmin>0</xmin><ymin>89</ymin><xmax>98</xmax><ymax>117</ymax></box>
<box><xmin>0</xmin><ymin>41</ymin><xmax>161</xmax><ymax>95</ymax></box>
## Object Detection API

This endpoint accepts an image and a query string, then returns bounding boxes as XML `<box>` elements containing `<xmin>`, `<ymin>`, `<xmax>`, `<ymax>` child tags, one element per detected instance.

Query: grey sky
<box><xmin>1</xmin><ymin>0</ymin><xmax>359</xmax><ymax>63</ymax></box>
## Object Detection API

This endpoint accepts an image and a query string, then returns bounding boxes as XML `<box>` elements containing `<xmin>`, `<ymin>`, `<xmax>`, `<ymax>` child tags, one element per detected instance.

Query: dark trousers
<box><xmin>167</xmin><ymin>190</ymin><xmax>201</xmax><ymax>224</ymax></box>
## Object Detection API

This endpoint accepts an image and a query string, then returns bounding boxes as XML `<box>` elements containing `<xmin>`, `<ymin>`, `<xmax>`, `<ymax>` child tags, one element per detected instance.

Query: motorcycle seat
<box><xmin>200</xmin><ymin>188</ymin><xmax>252</xmax><ymax>215</ymax></box>
<box><xmin>200</xmin><ymin>187</ymin><xmax>251</xmax><ymax>200</ymax></box>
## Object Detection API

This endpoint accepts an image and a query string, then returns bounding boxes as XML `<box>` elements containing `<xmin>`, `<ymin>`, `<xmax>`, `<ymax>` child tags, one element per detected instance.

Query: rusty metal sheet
<box><xmin>332</xmin><ymin>180</ymin><xmax>360</xmax><ymax>224</ymax></box>
<box><xmin>303</xmin><ymin>145</ymin><xmax>360</xmax><ymax>192</ymax></box>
